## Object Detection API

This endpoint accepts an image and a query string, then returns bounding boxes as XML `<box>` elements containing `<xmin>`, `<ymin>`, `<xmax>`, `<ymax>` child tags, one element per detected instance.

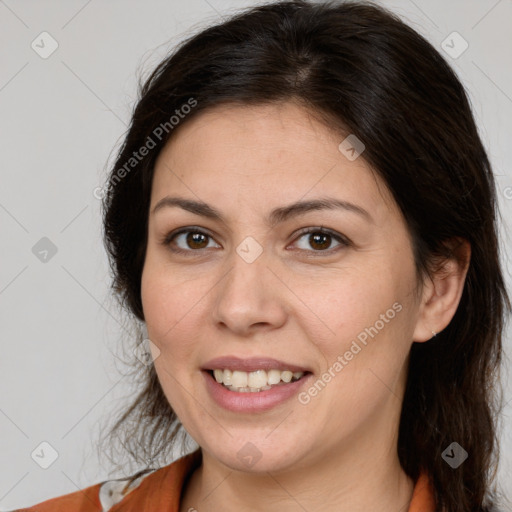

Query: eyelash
<box><xmin>161</xmin><ymin>226</ymin><xmax>351</xmax><ymax>257</ymax></box>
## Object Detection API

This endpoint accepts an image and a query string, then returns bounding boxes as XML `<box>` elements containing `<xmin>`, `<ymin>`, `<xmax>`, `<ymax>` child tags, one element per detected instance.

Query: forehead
<box><xmin>151</xmin><ymin>102</ymin><xmax>398</xmax><ymax>224</ymax></box>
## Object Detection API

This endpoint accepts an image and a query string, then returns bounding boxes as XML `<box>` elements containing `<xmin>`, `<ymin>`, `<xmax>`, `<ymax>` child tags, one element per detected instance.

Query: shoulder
<box><xmin>8</xmin><ymin>467</ymin><xmax>157</xmax><ymax>512</ymax></box>
<box><xmin>9</xmin><ymin>449</ymin><xmax>202</xmax><ymax>512</ymax></box>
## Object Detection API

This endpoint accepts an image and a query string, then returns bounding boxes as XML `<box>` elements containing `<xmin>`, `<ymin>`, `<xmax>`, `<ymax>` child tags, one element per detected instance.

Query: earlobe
<box><xmin>412</xmin><ymin>238</ymin><xmax>471</xmax><ymax>343</ymax></box>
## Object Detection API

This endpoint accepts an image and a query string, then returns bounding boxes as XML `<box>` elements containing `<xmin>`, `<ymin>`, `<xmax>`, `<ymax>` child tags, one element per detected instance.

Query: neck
<box><xmin>179</xmin><ymin>360</ymin><xmax>416</xmax><ymax>512</ymax></box>
<box><xmin>180</xmin><ymin>420</ymin><xmax>415</xmax><ymax>512</ymax></box>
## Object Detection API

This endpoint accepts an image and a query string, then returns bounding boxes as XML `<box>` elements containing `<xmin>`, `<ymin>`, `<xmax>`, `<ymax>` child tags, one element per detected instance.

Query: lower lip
<box><xmin>202</xmin><ymin>371</ymin><xmax>312</xmax><ymax>413</ymax></box>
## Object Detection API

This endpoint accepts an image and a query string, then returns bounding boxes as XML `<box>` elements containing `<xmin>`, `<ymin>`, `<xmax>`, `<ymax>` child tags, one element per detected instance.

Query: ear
<box><xmin>412</xmin><ymin>237</ymin><xmax>471</xmax><ymax>342</ymax></box>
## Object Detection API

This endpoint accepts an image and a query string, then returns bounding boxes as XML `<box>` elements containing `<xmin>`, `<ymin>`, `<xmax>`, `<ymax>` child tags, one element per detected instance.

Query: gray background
<box><xmin>1</xmin><ymin>0</ymin><xmax>511</xmax><ymax>509</ymax></box>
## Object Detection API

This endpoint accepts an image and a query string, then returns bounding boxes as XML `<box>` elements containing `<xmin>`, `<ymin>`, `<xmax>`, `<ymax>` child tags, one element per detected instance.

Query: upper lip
<box><xmin>201</xmin><ymin>356</ymin><xmax>312</xmax><ymax>373</ymax></box>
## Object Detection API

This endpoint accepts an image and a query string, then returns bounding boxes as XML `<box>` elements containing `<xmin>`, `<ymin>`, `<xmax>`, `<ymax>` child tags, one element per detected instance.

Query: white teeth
<box><xmin>225</xmin><ymin>385</ymin><xmax>273</xmax><ymax>392</ymax></box>
<box><xmin>211</xmin><ymin>368</ymin><xmax>305</xmax><ymax>391</ymax></box>
<box><xmin>223</xmin><ymin>369</ymin><xmax>233</xmax><ymax>385</ymax></box>
<box><xmin>231</xmin><ymin>371</ymin><xmax>248</xmax><ymax>388</ymax></box>
<box><xmin>267</xmin><ymin>369</ymin><xmax>281</xmax><ymax>385</ymax></box>
<box><xmin>281</xmin><ymin>371</ymin><xmax>293</xmax><ymax>383</ymax></box>
<box><xmin>248</xmin><ymin>370</ymin><xmax>267</xmax><ymax>388</ymax></box>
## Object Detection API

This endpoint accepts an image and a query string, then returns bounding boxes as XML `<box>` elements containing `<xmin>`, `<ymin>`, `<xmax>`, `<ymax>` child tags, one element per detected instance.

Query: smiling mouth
<box><xmin>206</xmin><ymin>369</ymin><xmax>311</xmax><ymax>393</ymax></box>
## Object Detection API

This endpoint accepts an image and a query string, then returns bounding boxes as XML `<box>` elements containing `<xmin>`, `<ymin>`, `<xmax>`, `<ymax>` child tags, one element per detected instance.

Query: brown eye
<box><xmin>162</xmin><ymin>226</ymin><xmax>350</xmax><ymax>256</ymax></box>
<box><xmin>184</xmin><ymin>232</ymin><xmax>209</xmax><ymax>249</ymax></box>
<box><xmin>308</xmin><ymin>232</ymin><xmax>332</xmax><ymax>250</ymax></box>
<box><xmin>293</xmin><ymin>228</ymin><xmax>349</xmax><ymax>253</ymax></box>
<box><xmin>163</xmin><ymin>228</ymin><xmax>220</xmax><ymax>253</ymax></box>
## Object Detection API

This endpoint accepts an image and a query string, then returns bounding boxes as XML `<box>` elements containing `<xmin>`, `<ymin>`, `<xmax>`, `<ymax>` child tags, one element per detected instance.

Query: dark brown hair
<box><xmin>99</xmin><ymin>1</ymin><xmax>511</xmax><ymax>510</ymax></box>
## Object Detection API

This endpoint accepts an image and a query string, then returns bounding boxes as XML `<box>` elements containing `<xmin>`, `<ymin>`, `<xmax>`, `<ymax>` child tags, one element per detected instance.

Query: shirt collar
<box><xmin>125</xmin><ymin>449</ymin><xmax>435</xmax><ymax>512</ymax></box>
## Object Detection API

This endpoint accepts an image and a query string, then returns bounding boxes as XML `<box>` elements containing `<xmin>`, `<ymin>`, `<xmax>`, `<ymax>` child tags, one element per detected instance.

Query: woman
<box><xmin>14</xmin><ymin>0</ymin><xmax>510</xmax><ymax>510</ymax></box>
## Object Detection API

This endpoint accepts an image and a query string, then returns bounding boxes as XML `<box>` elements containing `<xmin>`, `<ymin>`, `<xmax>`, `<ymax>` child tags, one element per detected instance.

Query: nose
<box><xmin>211</xmin><ymin>244</ymin><xmax>288</xmax><ymax>337</ymax></box>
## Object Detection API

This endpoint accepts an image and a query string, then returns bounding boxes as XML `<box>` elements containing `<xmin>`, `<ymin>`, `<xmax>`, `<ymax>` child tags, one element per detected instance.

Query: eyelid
<box><xmin>161</xmin><ymin>225</ymin><xmax>219</xmax><ymax>247</ymax></box>
<box><xmin>161</xmin><ymin>225</ymin><xmax>351</xmax><ymax>255</ymax></box>
<box><xmin>292</xmin><ymin>226</ymin><xmax>351</xmax><ymax>248</ymax></box>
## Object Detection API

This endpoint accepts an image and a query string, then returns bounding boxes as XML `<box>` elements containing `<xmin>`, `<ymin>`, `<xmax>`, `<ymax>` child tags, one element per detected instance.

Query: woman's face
<box><xmin>141</xmin><ymin>101</ymin><xmax>426</xmax><ymax>473</ymax></box>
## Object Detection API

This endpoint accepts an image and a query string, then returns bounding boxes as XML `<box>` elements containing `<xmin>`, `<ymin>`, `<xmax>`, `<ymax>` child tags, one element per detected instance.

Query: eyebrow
<box><xmin>151</xmin><ymin>196</ymin><xmax>373</xmax><ymax>226</ymax></box>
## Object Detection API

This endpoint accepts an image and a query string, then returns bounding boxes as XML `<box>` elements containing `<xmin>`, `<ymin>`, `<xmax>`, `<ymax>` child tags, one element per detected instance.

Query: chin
<box><xmin>202</xmin><ymin>435</ymin><xmax>309</xmax><ymax>474</ymax></box>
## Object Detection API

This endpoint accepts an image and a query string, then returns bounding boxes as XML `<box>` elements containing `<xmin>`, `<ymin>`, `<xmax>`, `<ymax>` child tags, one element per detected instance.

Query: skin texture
<box><xmin>140</xmin><ymin>101</ymin><xmax>470</xmax><ymax>512</ymax></box>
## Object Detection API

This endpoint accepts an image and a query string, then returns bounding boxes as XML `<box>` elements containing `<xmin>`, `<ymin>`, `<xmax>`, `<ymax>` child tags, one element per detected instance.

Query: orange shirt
<box><xmin>13</xmin><ymin>449</ymin><xmax>436</xmax><ymax>511</ymax></box>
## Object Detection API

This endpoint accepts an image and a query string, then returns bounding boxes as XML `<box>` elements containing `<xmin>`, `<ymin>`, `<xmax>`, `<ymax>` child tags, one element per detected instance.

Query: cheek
<box><xmin>141</xmin><ymin>263</ymin><xmax>184</xmax><ymax>347</ymax></box>
<box><xmin>141</xmin><ymin>271</ymin><xmax>173</xmax><ymax>335</ymax></box>
<box><xmin>309</xmin><ymin>272</ymin><xmax>400</xmax><ymax>337</ymax></box>
<box><xmin>306</xmin><ymin>270</ymin><xmax>413</xmax><ymax>384</ymax></box>
<box><xmin>140</xmin><ymin>262</ymin><xmax>210</xmax><ymax>366</ymax></box>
